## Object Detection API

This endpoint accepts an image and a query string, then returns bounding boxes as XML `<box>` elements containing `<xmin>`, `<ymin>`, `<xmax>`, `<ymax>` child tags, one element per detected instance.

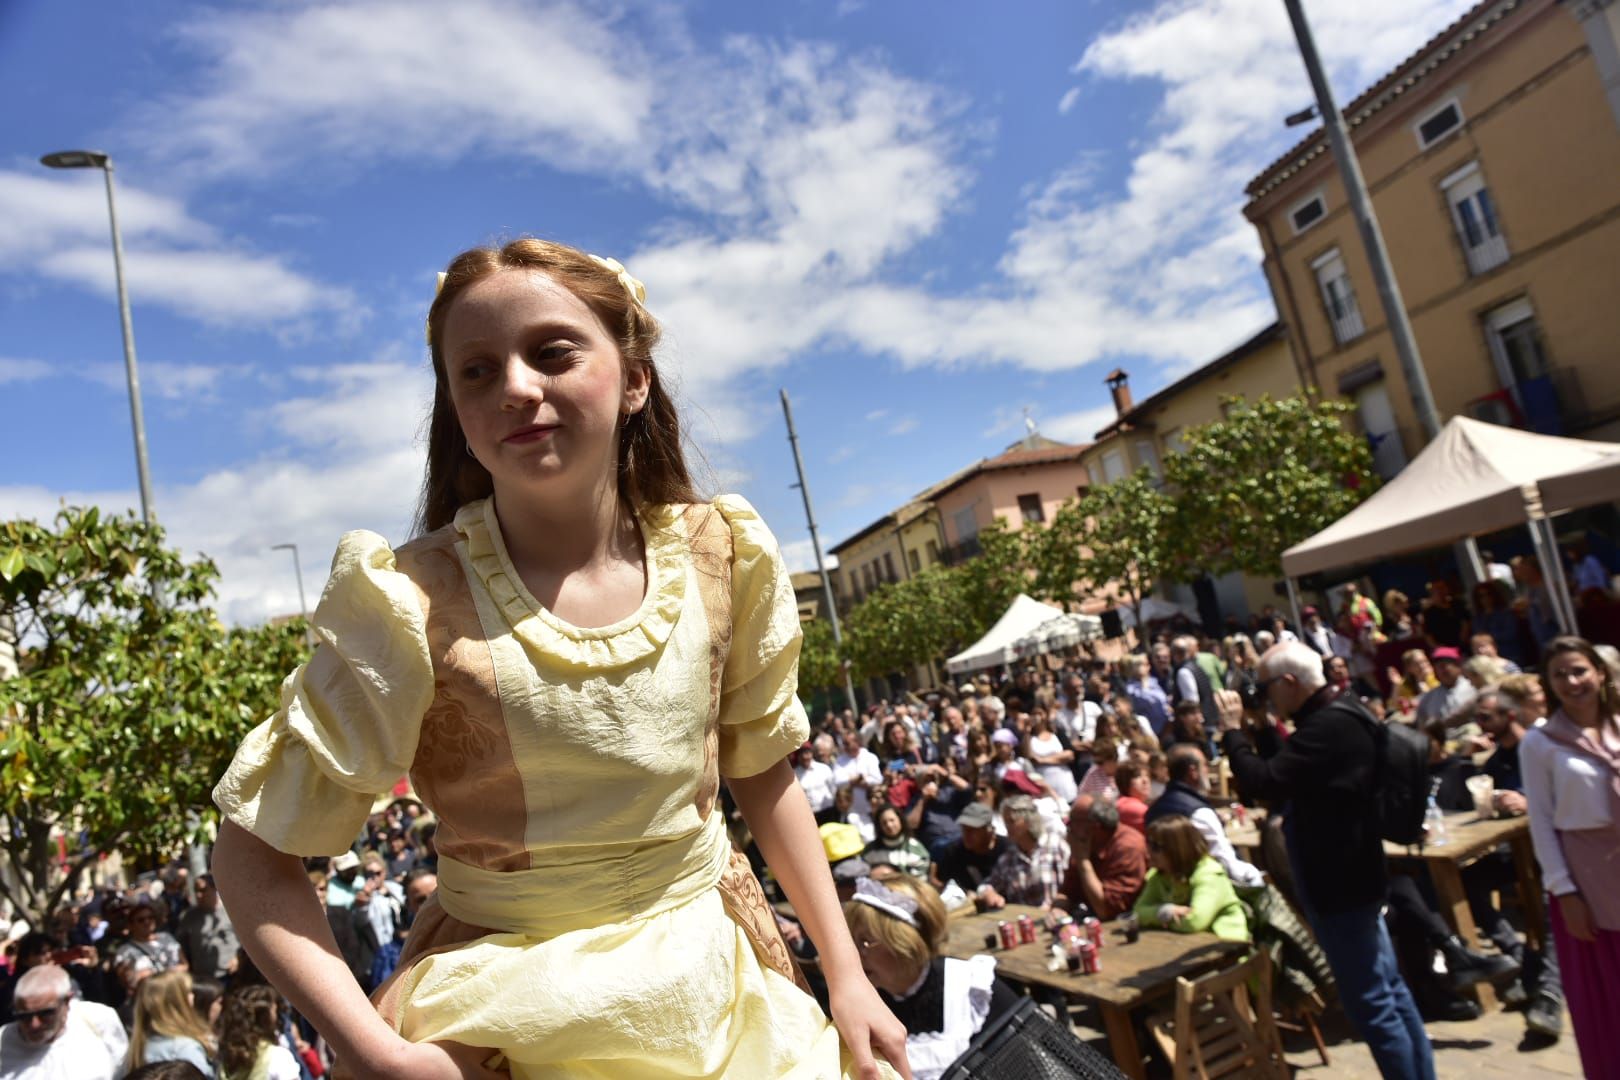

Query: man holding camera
<box><xmin>1219</xmin><ymin>641</ymin><xmax>1434</xmax><ymax>1080</ymax></box>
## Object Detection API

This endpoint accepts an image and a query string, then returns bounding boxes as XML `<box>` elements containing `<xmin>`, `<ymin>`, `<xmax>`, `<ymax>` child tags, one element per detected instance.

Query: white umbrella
<box><xmin>1012</xmin><ymin>612</ymin><xmax>1103</xmax><ymax>658</ymax></box>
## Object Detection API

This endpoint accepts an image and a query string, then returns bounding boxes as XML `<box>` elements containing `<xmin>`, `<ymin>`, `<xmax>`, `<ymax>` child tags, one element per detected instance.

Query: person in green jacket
<box><xmin>865</xmin><ymin>803</ymin><xmax>932</xmax><ymax>880</ymax></box>
<box><xmin>1135</xmin><ymin>815</ymin><xmax>1250</xmax><ymax>943</ymax></box>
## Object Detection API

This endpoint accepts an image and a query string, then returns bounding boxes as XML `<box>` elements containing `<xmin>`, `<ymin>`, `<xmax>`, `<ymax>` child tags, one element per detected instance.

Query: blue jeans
<box><xmin>1307</xmin><ymin>900</ymin><xmax>1436</xmax><ymax>1079</ymax></box>
<box><xmin>1286</xmin><ymin>815</ymin><xmax>1434</xmax><ymax>1079</ymax></box>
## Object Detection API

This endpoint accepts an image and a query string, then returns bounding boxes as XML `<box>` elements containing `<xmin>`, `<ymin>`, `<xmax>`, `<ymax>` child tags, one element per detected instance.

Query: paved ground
<box><xmin>1067</xmin><ymin>996</ymin><xmax>1583</xmax><ymax>1078</ymax></box>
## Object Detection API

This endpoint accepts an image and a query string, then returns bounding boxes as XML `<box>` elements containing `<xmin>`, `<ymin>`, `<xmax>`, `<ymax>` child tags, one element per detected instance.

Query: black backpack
<box><xmin>1363</xmin><ymin>713</ymin><xmax>1431</xmax><ymax>845</ymax></box>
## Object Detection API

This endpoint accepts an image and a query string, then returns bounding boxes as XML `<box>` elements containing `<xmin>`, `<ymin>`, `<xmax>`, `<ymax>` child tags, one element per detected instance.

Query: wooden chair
<box><xmin>1147</xmin><ymin>950</ymin><xmax>1290</xmax><ymax>1079</ymax></box>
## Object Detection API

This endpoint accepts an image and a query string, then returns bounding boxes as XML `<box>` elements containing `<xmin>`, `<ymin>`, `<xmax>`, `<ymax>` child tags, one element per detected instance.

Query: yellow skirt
<box><xmin>369</xmin><ymin>843</ymin><xmax>897</xmax><ymax>1080</ymax></box>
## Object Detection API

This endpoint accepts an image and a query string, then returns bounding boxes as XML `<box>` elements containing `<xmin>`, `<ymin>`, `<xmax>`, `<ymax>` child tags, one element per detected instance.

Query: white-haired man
<box><xmin>1218</xmin><ymin>641</ymin><xmax>1434</xmax><ymax>1080</ymax></box>
<box><xmin>0</xmin><ymin>964</ymin><xmax>126</xmax><ymax>1079</ymax></box>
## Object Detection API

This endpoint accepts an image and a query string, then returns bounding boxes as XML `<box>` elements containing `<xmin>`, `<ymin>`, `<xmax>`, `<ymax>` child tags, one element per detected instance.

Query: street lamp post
<box><xmin>40</xmin><ymin>150</ymin><xmax>155</xmax><ymax>527</ymax></box>
<box><xmin>271</xmin><ymin>544</ymin><xmax>316</xmax><ymax>649</ymax></box>
<box><xmin>1279</xmin><ymin>3</ymin><xmax>1487</xmax><ymax>590</ymax></box>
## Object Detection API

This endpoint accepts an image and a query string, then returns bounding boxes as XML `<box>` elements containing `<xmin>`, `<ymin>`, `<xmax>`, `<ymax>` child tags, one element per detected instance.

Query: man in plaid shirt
<box><xmin>983</xmin><ymin>795</ymin><xmax>1071</xmax><ymax>908</ymax></box>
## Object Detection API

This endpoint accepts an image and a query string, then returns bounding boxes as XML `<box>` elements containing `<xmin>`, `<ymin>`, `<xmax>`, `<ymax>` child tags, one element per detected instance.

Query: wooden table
<box><xmin>1383</xmin><ymin>811</ymin><xmax>1543</xmax><ymax>1010</ymax></box>
<box><xmin>940</xmin><ymin>904</ymin><xmax>1246</xmax><ymax>1080</ymax></box>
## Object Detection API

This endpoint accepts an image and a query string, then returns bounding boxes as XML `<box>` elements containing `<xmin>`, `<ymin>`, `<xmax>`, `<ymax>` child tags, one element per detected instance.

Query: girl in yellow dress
<box><xmin>211</xmin><ymin>238</ymin><xmax>910</xmax><ymax>1080</ymax></box>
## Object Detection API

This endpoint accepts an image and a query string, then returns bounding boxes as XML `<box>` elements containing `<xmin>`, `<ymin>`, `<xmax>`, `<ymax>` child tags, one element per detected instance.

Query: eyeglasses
<box><xmin>365</xmin><ymin>868</ymin><xmax>386</xmax><ymax>878</ymax></box>
<box><xmin>13</xmin><ymin>1001</ymin><xmax>65</xmax><ymax>1023</ymax></box>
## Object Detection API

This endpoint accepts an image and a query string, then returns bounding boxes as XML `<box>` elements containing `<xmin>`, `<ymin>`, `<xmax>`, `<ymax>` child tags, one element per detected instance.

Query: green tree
<box><xmin>796</xmin><ymin>616</ymin><xmax>843</xmax><ymax>704</ymax></box>
<box><xmin>1024</xmin><ymin>498</ymin><xmax>1089</xmax><ymax>609</ymax></box>
<box><xmin>0</xmin><ymin>508</ymin><xmax>310</xmax><ymax>925</ymax></box>
<box><xmin>1163</xmin><ymin>393</ymin><xmax>1378</xmax><ymax>579</ymax></box>
<box><xmin>1071</xmin><ymin>471</ymin><xmax>1177</xmax><ymax>631</ymax></box>
<box><xmin>842</xmin><ymin>567</ymin><xmax>960</xmax><ymax>682</ymax></box>
<box><xmin>947</xmin><ymin>520</ymin><xmax>1029</xmax><ymax>646</ymax></box>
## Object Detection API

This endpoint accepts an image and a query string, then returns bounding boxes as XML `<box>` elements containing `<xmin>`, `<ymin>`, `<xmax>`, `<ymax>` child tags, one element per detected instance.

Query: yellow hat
<box><xmin>819</xmin><ymin>822</ymin><xmax>865</xmax><ymax>863</ymax></box>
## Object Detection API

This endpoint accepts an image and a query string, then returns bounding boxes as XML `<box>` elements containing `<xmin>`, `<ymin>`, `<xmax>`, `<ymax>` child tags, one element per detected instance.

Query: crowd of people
<box><xmin>788</xmin><ymin>558</ymin><xmax>1620</xmax><ymax>1079</ymax></box>
<box><xmin>3</xmin><ymin>546</ymin><xmax>1616</xmax><ymax>1078</ymax></box>
<box><xmin>0</xmin><ymin>799</ymin><xmax>441</xmax><ymax>1079</ymax></box>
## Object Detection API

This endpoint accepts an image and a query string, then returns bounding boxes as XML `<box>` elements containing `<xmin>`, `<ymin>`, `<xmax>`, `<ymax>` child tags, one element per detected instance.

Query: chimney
<box><xmin>1105</xmin><ymin>369</ymin><xmax>1133</xmax><ymax>417</ymax></box>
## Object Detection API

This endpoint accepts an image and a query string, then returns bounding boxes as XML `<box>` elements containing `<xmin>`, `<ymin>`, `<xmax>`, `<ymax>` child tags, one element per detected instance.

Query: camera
<box><xmin>1239</xmin><ymin>679</ymin><xmax>1266</xmax><ymax>713</ymax></box>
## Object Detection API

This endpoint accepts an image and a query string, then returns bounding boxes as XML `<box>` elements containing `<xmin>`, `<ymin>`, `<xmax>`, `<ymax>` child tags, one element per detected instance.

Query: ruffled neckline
<box><xmin>454</xmin><ymin>496</ymin><xmax>688</xmax><ymax>670</ymax></box>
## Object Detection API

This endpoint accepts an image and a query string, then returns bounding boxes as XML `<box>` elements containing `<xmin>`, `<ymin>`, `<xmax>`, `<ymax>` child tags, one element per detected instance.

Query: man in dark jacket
<box><xmin>1220</xmin><ymin>641</ymin><xmax>1434</xmax><ymax>1080</ymax></box>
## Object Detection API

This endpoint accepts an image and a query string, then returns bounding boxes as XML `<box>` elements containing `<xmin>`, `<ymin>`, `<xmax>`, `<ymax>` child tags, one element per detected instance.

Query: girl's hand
<box><xmin>829</xmin><ymin>975</ymin><xmax>912</xmax><ymax>1080</ymax></box>
<box><xmin>1559</xmin><ymin>893</ymin><xmax>1597</xmax><ymax>943</ymax></box>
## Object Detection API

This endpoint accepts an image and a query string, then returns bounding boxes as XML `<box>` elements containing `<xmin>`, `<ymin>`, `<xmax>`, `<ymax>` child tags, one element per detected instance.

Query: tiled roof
<box><xmin>1244</xmin><ymin>0</ymin><xmax>1524</xmax><ymax>202</ymax></box>
<box><xmin>1094</xmin><ymin>322</ymin><xmax>1286</xmax><ymax>439</ymax></box>
<box><xmin>829</xmin><ymin>441</ymin><xmax>1089</xmax><ymax>553</ymax></box>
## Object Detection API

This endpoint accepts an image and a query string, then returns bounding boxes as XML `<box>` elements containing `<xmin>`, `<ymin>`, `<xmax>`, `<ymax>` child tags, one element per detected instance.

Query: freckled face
<box><xmin>442</xmin><ymin>270</ymin><xmax>647</xmax><ymax>499</ymax></box>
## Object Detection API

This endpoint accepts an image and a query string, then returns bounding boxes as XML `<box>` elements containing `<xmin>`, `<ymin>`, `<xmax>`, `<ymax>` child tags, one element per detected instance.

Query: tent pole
<box><xmin>1536</xmin><ymin>517</ymin><xmax>1580</xmax><ymax>636</ymax></box>
<box><xmin>1456</xmin><ymin>538</ymin><xmax>1488</xmax><ymax>593</ymax></box>
<box><xmin>1284</xmin><ymin>578</ymin><xmax>1305</xmax><ymax>637</ymax></box>
<box><xmin>1522</xmin><ymin>484</ymin><xmax>1578</xmax><ymax>636</ymax></box>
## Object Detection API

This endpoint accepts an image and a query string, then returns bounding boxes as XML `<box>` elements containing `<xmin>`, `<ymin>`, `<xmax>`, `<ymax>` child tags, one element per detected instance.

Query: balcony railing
<box><xmin>939</xmin><ymin>537</ymin><xmax>982</xmax><ymax>566</ymax></box>
<box><xmin>1330</xmin><ymin>305</ymin><xmax>1365</xmax><ymax>345</ymax></box>
<box><xmin>1464</xmin><ymin>233</ymin><xmax>1510</xmax><ymax>276</ymax></box>
<box><xmin>1466</xmin><ymin>367</ymin><xmax>1590</xmax><ymax>436</ymax></box>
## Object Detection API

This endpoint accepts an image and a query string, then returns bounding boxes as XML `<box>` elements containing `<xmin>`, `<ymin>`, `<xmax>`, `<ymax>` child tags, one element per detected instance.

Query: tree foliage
<box><xmin>842</xmin><ymin>568</ymin><xmax>961</xmax><ymax>683</ymax></box>
<box><xmin>0</xmin><ymin>508</ymin><xmax>310</xmax><ymax>925</ymax></box>
<box><xmin>947</xmin><ymin>520</ymin><xmax>1029</xmax><ymax>646</ymax></box>
<box><xmin>797</xmin><ymin>615</ymin><xmax>843</xmax><ymax>703</ymax></box>
<box><xmin>1163</xmin><ymin>393</ymin><xmax>1378</xmax><ymax>578</ymax></box>
<box><xmin>1071</xmin><ymin>471</ymin><xmax>1176</xmax><ymax>629</ymax></box>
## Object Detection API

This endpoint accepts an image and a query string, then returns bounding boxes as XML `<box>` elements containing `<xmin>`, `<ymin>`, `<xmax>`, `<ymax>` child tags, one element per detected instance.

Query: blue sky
<box><xmin>0</xmin><ymin>0</ymin><xmax>1476</xmax><ymax>623</ymax></box>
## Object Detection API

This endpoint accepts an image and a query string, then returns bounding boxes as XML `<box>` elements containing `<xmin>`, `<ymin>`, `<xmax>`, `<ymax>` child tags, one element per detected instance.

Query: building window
<box><xmin>1163</xmin><ymin>427</ymin><xmax>1186</xmax><ymax>455</ymax></box>
<box><xmin>862</xmin><ymin>564</ymin><xmax>876</xmax><ymax>592</ymax></box>
<box><xmin>1102</xmin><ymin>449</ymin><xmax>1127</xmax><ymax>483</ymax></box>
<box><xmin>1312</xmin><ymin>248</ymin><xmax>1364</xmax><ymax>345</ymax></box>
<box><xmin>1017</xmin><ymin>493</ymin><xmax>1045</xmax><ymax>524</ymax></box>
<box><xmin>1441</xmin><ymin>162</ymin><xmax>1508</xmax><ymax>275</ymax></box>
<box><xmin>1353</xmin><ymin>376</ymin><xmax>1407</xmax><ymax>480</ymax></box>
<box><xmin>909</xmin><ymin>549</ymin><xmax>921</xmax><ymax>573</ymax></box>
<box><xmin>952</xmin><ymin>505</ymin><xmax>979</xmax><ymax>544</ymax></box>
<box><xmin>1086</xmin><ymin>462</ymin><xmax>1105</xmax><ymax>488</ymax></box>
<box><xmin>883</xmin><ymin>552</ymin><xmax>897</xmax><ymax>582</ymax></box>
<box><xmin>1415</xmin><ymin>99</ymin><xmax>1463</xmax><ymax>149</ymax></box>
<box><xmin>1290</xmin><ymin>192</ymin><xmax>1325</xmax><ymax>235</ymax></box>
<box><xmin>1133</xmin><ymin>439</ymin><xmax>1160</xmax><ymax>479</ymax></box>
<box><xmin>1475</xmin><ymin>298</ymin><xmax>1568</xmax><ymax>434</ymax></box>
<box><xmin>926</xmin><ymin>540</ymin><xmax>939</xmax><ymax>565</ymax></box>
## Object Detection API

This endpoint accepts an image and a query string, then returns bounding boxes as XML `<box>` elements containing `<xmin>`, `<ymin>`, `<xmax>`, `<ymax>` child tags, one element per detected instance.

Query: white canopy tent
<box><xmin>1117</xmin><ymin>596</ymin><xmax>1197</xmax><ymax>628</ymax></box>
<box><xmin>1280</xmin><ymin>417</ymin><xmax>1620</xmax><ymax>634</ymax></box>
<box><xmin>945</xmin><ymin>594</ymin><xmax>1067</xmax><ymax>675</ymax></box>
<box><xmin>1012</xmin><ymin>612</ymin><xmax>1104</xmax><ymax>659</ymax></box>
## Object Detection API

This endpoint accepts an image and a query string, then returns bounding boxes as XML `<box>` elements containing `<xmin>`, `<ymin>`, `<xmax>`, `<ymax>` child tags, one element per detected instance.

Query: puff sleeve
<box><xmin>213</xmin><ymin>531</ymin><xmax>435</xmax><ymax>856</ymax></box>
<box><xmin>712</xmin><ymin>495</ymin><xmax>811</xmax><ymax>778</ymax></box>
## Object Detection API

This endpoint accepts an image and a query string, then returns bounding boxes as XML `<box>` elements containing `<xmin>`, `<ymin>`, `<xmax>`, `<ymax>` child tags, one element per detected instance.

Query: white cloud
<box><xmin>1040</xmin><ymin>404</ymin><xmax>1118</xmax><ymax>444</ymax></box>
<box><xmin>818</xmin><ymin>0</ymin><xmax>1476</xmax><ymax>382</ymax></box>
<box><xmin>0</xmin><ymin>170</ymin><xmax>360</xmax><ymax>334</ymax></box>
<box><xmin>126</xmin><ymin>5</ymin><xmax>971</xmax><ymax>436</ymax></box>
<box><xmin>81</xmin><ymin>361</ymin><xmax>228</xmax><ymax>403</ymax></box>
<box><xmin>781</xmin><ymin>538</ymin><xmax>839</xmax><ymax>575</ymax></box>
<box><xmin>864</xmin><ymin>409</ymin><xmax>890</xmax><ymax>422</ymax></box>
<box><xmin>1058</xmin><ymin>87</ymin><xmax>1081</xmax><ymax>114</ymax></box>
<box><xmin>0</xmin><ymin>360</ymin><xmax>429</xmax><ymax>625</ymax></box>
<box><xmin>143</xmin><ymin>0</ymin><xmax>654</xmax><ymax>179</ymax></box>
<box><xmin>0</xmin><ymin>358</ymin><xmax>52</xmax><ymax>384</ymax></box>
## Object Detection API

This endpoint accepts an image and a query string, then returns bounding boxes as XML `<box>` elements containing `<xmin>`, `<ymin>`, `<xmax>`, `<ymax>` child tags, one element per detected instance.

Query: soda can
<box><xmin>1017</xmin><ymin>914</ymin><xmax>1037</xmax><ymax>945</ymax></box>
<box><xmin>997</xmin><ymin>920</ymin><xmax>1018</xmax><ymax>951</ymax></box>
<box><xmin>1057</xmin><ymin>922</ymin><xmax>1083</xmax><ymax>950</ymax></box>
<box><xmin>1081</xmin><ymin>940</ymin><xmax>1101</xmax><ymax>974</ymax></box>
<box><xmin>1234</xmin><ymin>803</ymin><xmax>1248</xmax><ymax>826</ymax></box>
<box><xmin>1083</xmin><ymin>916</ymin><xmax>1103</xmax><ymax>950</ymax></box>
